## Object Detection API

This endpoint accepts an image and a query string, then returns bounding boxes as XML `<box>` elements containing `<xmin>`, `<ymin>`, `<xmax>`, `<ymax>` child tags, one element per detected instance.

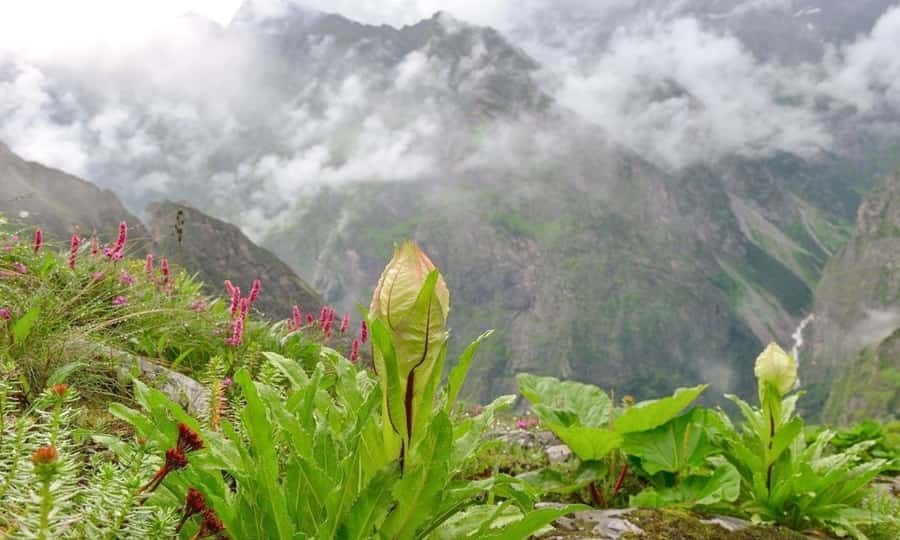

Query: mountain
<box><xmin>0</xmin><ymin>141</ymin><xmax>151</xmax><ymax>248</ymax></box>
<box><xmin>2</xmin><ymin>2</ymin><xmax>899</xmax><ymax>406</ymax></box>
<box><xmin>0</xmin><ymin>142</ymin><xmax>323</xmax><ymax>318</ymax></box>
<box><xmin>807</xmin><ymin>168</ymin><xmax>900</xmax><ymax>423</ymax></box>
<box><xmin>147</xmin><ymin>201</ymin><xmax>323</xmax><ymax>317</ymax></box>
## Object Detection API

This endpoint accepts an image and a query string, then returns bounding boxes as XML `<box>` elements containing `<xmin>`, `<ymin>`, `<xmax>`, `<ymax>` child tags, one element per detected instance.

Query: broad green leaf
<box><xmin>550</xmin><ymin>425</ymin><xmax>622</xmax><ymax>462</ymax></box>
<box><xmin>614</xmin><ymin>385</ymin><xmax>707</xmax><ymax>434</ymax></box>
<box><xmin>767</xmin><ymin>417</ymin><xmax>803</xmax><ymax>464</ymax></box>
<box><xmin>371</xmin><ymin>318</ymin><xmax>408</xmax><ymax>447</ymax></box>
<box><xmin>446</xmin><ymin>330</ymin><xmax>494</xmax><ymax>412</ymax></box>
<box><xmin>621</xmin><ymin>408</ymin><xmax>718</xmax><ymax>475</ymax></box>
<box><xmin>11</xmin><ymin>305</ymin><xmax>40</xmax><ymax>344</ymax></box>
<box><xmin>629</xmin><ymin>462</ymin><xmax>740</xmax><ymax>508</ymax></box>
<box><xmin>516</xmin><ymin>373</ymin><xmax>611</xmax><ymax>427</ymax></box>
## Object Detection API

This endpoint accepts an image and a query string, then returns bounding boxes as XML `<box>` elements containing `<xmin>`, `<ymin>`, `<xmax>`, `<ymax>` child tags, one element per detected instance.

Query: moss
<box><xmin>621</xmin><ymin>509</ymin><xmax>808</xmax><ymax>540</ymax></box>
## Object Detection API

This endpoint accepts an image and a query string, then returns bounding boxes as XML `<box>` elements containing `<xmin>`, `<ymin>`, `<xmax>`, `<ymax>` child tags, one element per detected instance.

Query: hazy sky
<box><xmin>0</xmin><ymin>0</ymin><xmax>519</xmax><ymax>57</ymax></box>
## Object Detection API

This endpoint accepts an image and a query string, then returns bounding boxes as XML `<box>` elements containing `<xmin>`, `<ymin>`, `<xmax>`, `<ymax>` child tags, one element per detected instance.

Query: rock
<box><xmin>67</xmin><ymin>339</ymin><xmax>209</xmax><ymax>415</ymax></box>
<box><xmin>700</xmin><ymin>515</ymin><xmax>751</xmax><ymax>532</ymax></box>
<box><xmin>546</xmin><ymin>444</ymin><xmax>573</xmax><ymax>464</ymax></box>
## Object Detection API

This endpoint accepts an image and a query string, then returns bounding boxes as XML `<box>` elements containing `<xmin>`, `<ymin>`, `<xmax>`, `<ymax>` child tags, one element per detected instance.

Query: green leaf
<box><xmin>768</xmin><ymin>417</ymin><xmax>803</xmax><ymax>464</ymax></box>
<box><xmin>46</xmin><ymin>361</ymin><xmax>86</xmax><ymax>385</ymax></box>
<box><xmin>371</xmin><ymin>318</ymin><xmax>408</xmax><ymax>446</ymax></box>
<box><xmin>11</xmin><ymin>305</ymin><xmax>40</xmax><ymax>344</ymax></box>
<box><xmin>478</xmin><ymin>505</ymin><xmax>589</xmax><ymax>540</ymax></box>
<box><xmin>621</xmin><ymin>408</ymin><xmax>718</xmax><ymax>475</ymax></box>
<box><xmin>234</xmin><ymin>369</ymin><xmax>294</xmax><ymax>539</ymax></box>
<box><xmin>337</xmin><ymin>467</ymin><xmax>399</xmax><ymax>540</ymax></box>
<box><xmin>263</xmin><ymin>351</ymin><xmax>310</xmax><ymax>390</ymax></box>
<box><xmin>629</xmin><ymin>462</ymin><xmax>740</xmax><ymax>508</ymax></box>
<box><xmin>551</xmin><ymin>425</ymin><xmax>622</xmax><ymax>462</ymax></box>
<box><xmin>446</xmin><ymin>330</ymin><xmax>494</xmax><ymax>412</ymax></box>
<box><xmin>614</xmin><ymin>385</ymin><xmax>707</xmax><ymax>434</ymax></box>
<box><xmin>517</xmin><ymin>373</ymin><xmax>611</xmax><ymax>427</ymax></box>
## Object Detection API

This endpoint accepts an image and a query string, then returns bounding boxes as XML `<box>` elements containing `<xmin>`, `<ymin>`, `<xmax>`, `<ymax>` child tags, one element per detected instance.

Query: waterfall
<box><xmin>791</xmin><ymin>314</ymin><xmax>815</xmax><ymax>385</ymax></box>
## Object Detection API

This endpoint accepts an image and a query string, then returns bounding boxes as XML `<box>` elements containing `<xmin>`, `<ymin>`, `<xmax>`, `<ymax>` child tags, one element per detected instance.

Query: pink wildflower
<box><xmin>145</xmin><ymin>254</ymin><xmax>154</xmax><ymax>277</ymax></box>
<box><xmin>306</xmin><ymin>313</ymin><xmax>314</xmax><ymax>325</ymax></box>
<box><xmin>109</xmin><ymin>221</ymin><xmax>127</xmax><ymax>260</ymax></box>
<box><xmin>318</xmin><ymin>306</ymin><xmax>328</xmax><ymax>328</ymax></box>
<box><xmin>350</xmin><ymin>338</ymin><xmax>360</xmax><ymax>363</ymax></box>
<box><xmin>224</xmin><ymin>280</ymin><xmax>235</xmax><ymax>297</ymax></box>
<box><xmin>33</xmin><ymin>229</ymin><xmax>43</xmax><ymax>253</ymax></box>
<box><xmin>340</xmin><ymin>314</ymin><xmax>349</xmax><ymax>334</ymax></box>
<box><xmin>516</xmin><ymin>418</ymin><xmax>529</xmax><ymax>430</ymax></box>
<box><xmin>239</xmin><ymin>297</ymin><xmax>250</xmax><ymax>320</ymax></box>
<box><xmin>90</xmin><ymin>237</ymin><xmax>99</xmax><ymax>257</ymax></box>
<box><xmin>221</xmin><ymin>377</ymin><xmax>232</xmax><ymax>388</ymax></box>
<box><xmin>13</xmin><ymin>262</ymin><xmax>27</xmax><ymax>274</ymax></box>
<box><xmin>226</xmin><ymin>317</ymin><xmax>244</xmax><ymax>347</ymax></box>
<box><xmin>119</xmin><ymin>272</ymin><xmax>136</xmax><ymax>287</ymax></box>
<box><xmin>229</xmin><ymin>286</ymin><xmax>241</xmax><ymax>318</ymax></box>
<box><xmin>189</xmin><ymin>299</ymin><xmax>206</xmax><ymax>312</ymax></box>
<box><xmin>112</xmin><ymin>295</ymin><xmax>128</xmax><ymax>306</ymax></box>
<box><xmin>247</xmin><ymin>279</ymin><xmax>261</xmax><ymax>306</ymax></box>
<box><xmin>0</xmin><ymin>308</ymin><xmax>10</xmax><ymax>320</ymax></box>
<box><xmin>68</xmin><ymin>234</ymin><xmax>80</xmax><ymax>269</ymax></box>
<box><xmin>92</xmin><ymin>272</ymin><xmax>105</xmax><ymax>281</ymax></box>
<box><xmin>359</xmin><ymin>320</ymin><xmax>368</xmax><ymax>344</ymax></box>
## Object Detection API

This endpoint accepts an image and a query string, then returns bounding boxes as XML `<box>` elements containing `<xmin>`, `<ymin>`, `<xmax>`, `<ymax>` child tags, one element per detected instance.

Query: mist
<box><xmin>1</xmin><ymin>0</ymin><xmax>899</xmax><ymax>237</ymax></box>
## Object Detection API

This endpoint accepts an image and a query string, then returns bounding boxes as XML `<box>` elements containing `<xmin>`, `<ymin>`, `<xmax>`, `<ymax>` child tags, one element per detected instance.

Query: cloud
<box><xmin>0</xmin><ymin>0</ymin><xmax>899</xmax><ymax>235</ymax></box>
<box><xmin>546</xmin><ymin>17</ymin><xmax>834</xmax><ymax>168</ymax></box>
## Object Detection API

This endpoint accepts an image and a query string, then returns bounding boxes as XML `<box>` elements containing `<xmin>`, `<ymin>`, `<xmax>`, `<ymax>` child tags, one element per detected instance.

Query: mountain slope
<box><xmin>147</xmin><ymin>201</ymin><xmax>323</xmax><ymax>317</ymax></box>
<box><xmin>807</xmin><ymin>168</ymin><xmax>900</xmax><ymax>423</ymax></box>
<box><xmin>0</xmin><ymin>143</ymin><xmax>323</xmax><ymax>319</ymax></box>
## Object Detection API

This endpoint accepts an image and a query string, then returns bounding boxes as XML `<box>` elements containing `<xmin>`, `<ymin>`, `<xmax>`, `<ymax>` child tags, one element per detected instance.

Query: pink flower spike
<box><xmin>359</xmin><ymin>321</ymin><xmax>368</xmax><ymax>344</ymax></box>
<box><xmin>145</xmin><ymin>254</ymin><xmax>154</xmax><ymax>276</ymax></box>
<box><xmin>318</xmin><ymin>306</ymin><xmax>328</xmax><ymax>328</ymax></box>
<box><xmin>340</xmin><ymin>314</ymin><xmax>349</xmax><ymax>334</ymax></box>
<box><xmin>119</xmin><ymin>272</ymin><xmax>136</xmax><ymax>287</ymax></box>
<box><xmin>224</xmin><ymin>280</ymin><xmax>235</xmax><ymax>297</ymax></box>
<box><xmin>306</xmin><ymin>313</ymin><xmax>315</xmax><ymax>325</ymax></box>
<box><xmin>350</xmin><ymin>338</ymin><xmax>360</xmax><ymax>363</ymax></box>
<box><xmin>90</xmin><ymin>237</ymin><xmax>99</xmax><ymax>257</ymax></box>
<box><xmin>239</xmin><ymin>297</ymin><xmax>250</xmax><ymax>320</ymax></box>
<box><xmin>0</xmin><ymin>308</ymin><xmax>10</xmax><ymax>320</ymax></box>
<box><xmin>248</xmin><ymin>279</ymin><xmax>261</xmax><ymax>306</ymax></box>
<box><xmin>226</xmin><ymin>317</ymin><xmax>244</xmax><ymax>347</ymax></box>
<box><xmin>229</xmin><ymin>286</ymin><xmax>241</xmax><ymax>318</ymax></box>
<box><xmin>68</xmin><ymin>234</ymin><xmax>81</xmax><ymax>269</ymax></box>
<box><xmin>112</xmin><ymin>295</ymin><xmax>128</xmax><ymax>307</ymax></box>
<box><xmin>33</xmin><ymin>229</ymin><xmax>43</xmax><ymax>253</ymax></box>
<box><xmin>13</xmin><ymin>262</ymin><xmax>28</xmax><ymax>274</ymax></box>
<box><xmin>110</xmin><ymin>221</ymin><xmax>127</xmax><ymax>259</ymax></box>
<box><xmin>291</xmin><ymin>306</ymin><xmax>302</xmax><ymax>327</ymax></box>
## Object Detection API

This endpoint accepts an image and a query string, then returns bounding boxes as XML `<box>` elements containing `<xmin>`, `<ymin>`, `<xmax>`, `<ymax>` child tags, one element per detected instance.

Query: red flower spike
<box><xmin>359</xmin><ymin>320</ymin><xmax>368</xmax><ymax>344</ymax></box>
<box><xmin>33</xmin><ymin>228</ymin><xmax>43</xmax><ymax>253</ymax></box>
<box><xmin>145</xmin><ymin>253</ymin><xmax>154</xmax><ymax>277</ymax></box>
<box><xmin>340</xmin><ymin>314</ymin><xmax>349</xmax><ymax>334</ymax></box>
<box><xmin>224</xmin><ymin>280</ymin><xmax>235</xmax><ymax>297</ymax></box>
<box><xmin>306</xmin><ymin>313</ymin><xmax>314</xmax><ymax>325</ymax></box>
<box><xmin>176</xmin><ymin>487</ymin><xmax>207</xmax><ymax>533</ymax></box>
<box><xmin>90</xmin><ymin>236</ymin><xmax>99</xmax><ymax>257</ymax></box>
<box><xmin>229</xmin><ymin>287</ymin><xmax>241</xmax><ymax>318</ymax></box>
<box><xmin>350</xmin><ymin>338</ymin><xmax>360</xmax><ymax>363</ymax></box>
<box><xmin>177</xmin><ymin>423</ymin><xmax>204</xmax><ymax>453</ymax></box>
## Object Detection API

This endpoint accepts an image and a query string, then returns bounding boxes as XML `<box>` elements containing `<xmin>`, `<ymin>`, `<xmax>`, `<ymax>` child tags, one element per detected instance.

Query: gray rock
<box><xmin>546</xmin><ymin>444</ymin><xmax>573</xmax><ymax>464</ymax></box>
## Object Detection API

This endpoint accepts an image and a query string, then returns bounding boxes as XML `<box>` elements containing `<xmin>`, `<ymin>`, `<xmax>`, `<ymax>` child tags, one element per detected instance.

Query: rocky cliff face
<box><xmin>147</xmin><ymin>201</ymin><xmax>323</xmax><ymax>317</ymax></box>
<box><xmin>808</xmin><ymin>169</ymin><xmax>900</xmax><ymax>423</ymax></box>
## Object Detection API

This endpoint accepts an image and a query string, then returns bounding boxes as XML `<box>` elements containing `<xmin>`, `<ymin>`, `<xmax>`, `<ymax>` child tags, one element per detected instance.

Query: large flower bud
<box><xmin>753</xmin><ymin>342</ymin><xmax>797</xmax><ymax>396</ymax></box>
<box><xmin>369</xmin><ymin>241</ymin><xmax>450</xmax><ymax>462</ymax></box>
<box><xmin>370</xmin><ymin>240</ymin><xmax>450</xmax><ymax>375</ymax></box>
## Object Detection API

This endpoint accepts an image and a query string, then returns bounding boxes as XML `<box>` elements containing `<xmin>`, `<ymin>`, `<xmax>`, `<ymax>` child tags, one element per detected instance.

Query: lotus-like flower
<box><xmin>369</xmin><ymin>241</ymin><xmax>450</xmax><ymax>462</ymax></box>
<box><xmin>753</xmin><ymin>342</ymin><xmax>797</xmax><ymax>396</ymax></box>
